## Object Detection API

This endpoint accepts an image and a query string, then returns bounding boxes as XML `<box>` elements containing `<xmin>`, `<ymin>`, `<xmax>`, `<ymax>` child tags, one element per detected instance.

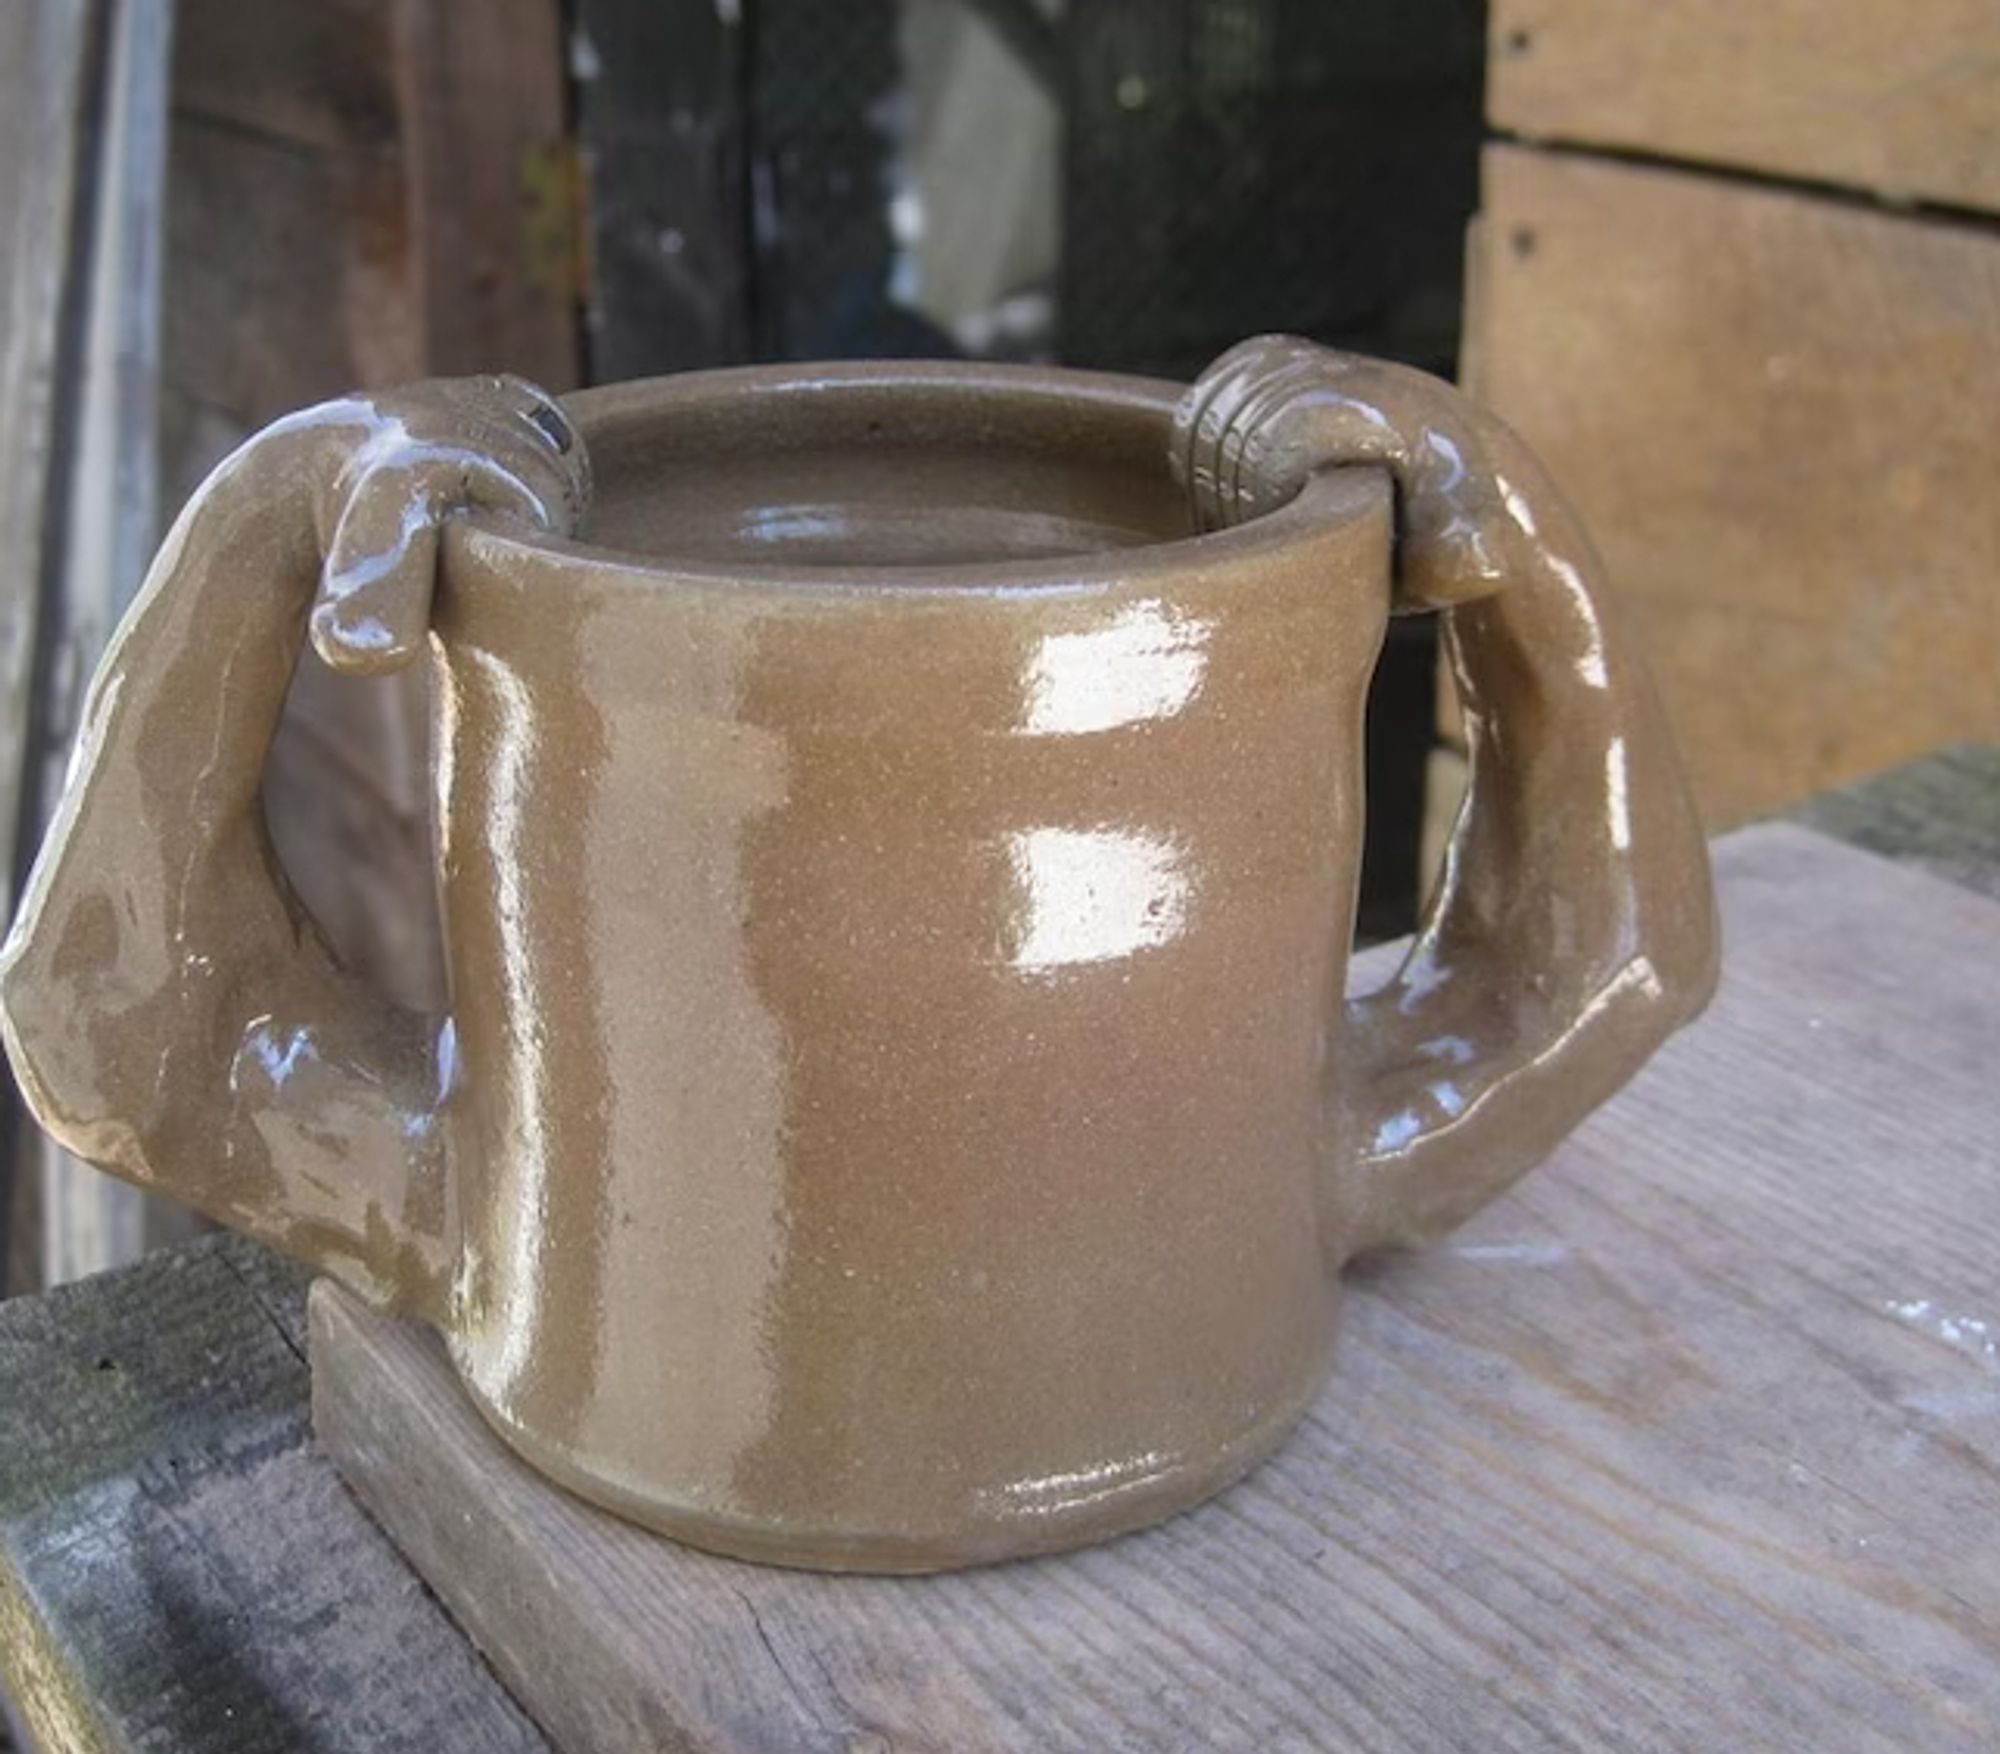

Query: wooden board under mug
<box><xmin>314</xmin><ymin>823</ymin><xmax>2000</xmax><ymax>1754</ymax></box>
<box><xmin>1488</xmin><ymin>0</ymin><xmax>2000</xmax><ymax>212</ymax></box>
<box><xmin>1463</xmin><ymin>144</ymin><xmax>2000</xmax><ymax>829</ymax></box>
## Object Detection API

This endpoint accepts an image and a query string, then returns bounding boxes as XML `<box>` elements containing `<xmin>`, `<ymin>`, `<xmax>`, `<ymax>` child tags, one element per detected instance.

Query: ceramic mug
<box><xmin>0</xmin><ymin>338</ymin><xmax>1717</xmax><ymax>1571</ymax></box>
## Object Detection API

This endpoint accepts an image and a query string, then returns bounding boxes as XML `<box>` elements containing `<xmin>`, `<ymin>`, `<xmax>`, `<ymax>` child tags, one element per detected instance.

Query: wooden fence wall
<box><xmin>1459</xmin><ymin>1</ymin><xmax>2000</xmax><ymax>827</ymax></box>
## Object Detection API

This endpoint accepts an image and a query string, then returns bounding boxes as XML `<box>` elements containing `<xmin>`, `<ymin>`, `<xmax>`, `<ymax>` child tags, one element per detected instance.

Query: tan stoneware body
<box><xmin>0</xmin><ymin>342</ymin><xmax>1718</xmax><ymax>1571</ymax></box>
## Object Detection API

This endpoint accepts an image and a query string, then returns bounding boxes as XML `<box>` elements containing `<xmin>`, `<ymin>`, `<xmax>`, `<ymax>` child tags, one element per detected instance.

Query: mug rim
<box><xmin>451</xmin><ymin>359</ymin><xmax>1385</xmax><ymax>603</ymax></box>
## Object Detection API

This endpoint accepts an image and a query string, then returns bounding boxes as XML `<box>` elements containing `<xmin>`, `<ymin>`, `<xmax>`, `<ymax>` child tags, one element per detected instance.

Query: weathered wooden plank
<box><xmin>313</xmin><ymin>823</ymin><xmax>2000</xmax><ymax>1754</ymax></box>
<box><xmin>163</xmin><ymin>0</ymin><xmax>424</xmax><ymax>467</ymax></box>
<box><xmin>0</xmin><ymin>0</ymin><xmax>189</xmax><ymax>1290</ymax></box>
<box><xmin>0</xmin><ymin>1234</ymin><xmax>548</xmax><ymax>1754</ymax></box>
<box><xmin>160</xmin><ymin>110</ymin><xmax>442</xmax><ymax>1019</ymax></box>
<box><xmin>33</xmin><ymin>0</ymin><xmax>191</xmax><ymax>1290</ymax></box>
<box><xmin>0</xmin><ymin>0</ymin><xmax>91</xmax><ymax>922</ymax></box>
<box><xmin>54</xmin><ymin>0</ymin><xmax>170</xmax><ymax>699</ymax></box>
<box><xmin>395</xmin><ymin>0</ymin><xmax>578</xmax><ymax>388</ymax></box>
<box><xmin>1489</xmin><ymin>0</ymin><xmax>2000</xmax><ymax>211</ymax></box>
<box><xmin>171</xmin><ymin>0</ymin><xmax>404</xmax><ymax>156</ymax></box>
<box><xmin>0</xmin><ymin>0</ymin><xmax>94</xmax><ymax>1300</ymax></box>
<box><xmin>1464</xmin><ymin>145</ymin><xmax>2000</xmax><ymax>828</ymax></box>
<box><xmin>173</xmin><ymin>0</ymin><xmax>579</xmax><ymax>394</ymax></box>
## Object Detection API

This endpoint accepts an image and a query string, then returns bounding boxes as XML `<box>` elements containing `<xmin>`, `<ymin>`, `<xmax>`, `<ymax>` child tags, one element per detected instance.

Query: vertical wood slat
<box><xmin>0</xmin><ymin>0</ymin><xmax>94</xmax><ymax>1294</ymax></box>
<box><xmin>395</xmin><ymin>0</ymin><xmax>580</xmax><ymax>388</ymax></box>
<box><xmin>163</xmin><ymin>0</ymin><xmax>442</xmax><ymax>1063</ymax></box>
<box><xmin>0</xmin><ymin>0</ymin><xmax>181</xmax><ymax>1290</ymax></box>
<box><xmin>0</xmin><ymin>1</ymin><xmax>93</xmax><ymax>915</ymax></box>
<box><xmin>41</xmin><ymin>0</ymin><xmax>178</xmax><ymax>1284</ymax></box>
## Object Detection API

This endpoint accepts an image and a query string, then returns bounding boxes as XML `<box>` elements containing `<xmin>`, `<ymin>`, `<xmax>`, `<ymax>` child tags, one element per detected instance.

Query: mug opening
<box><xmin>561</xmin><ymin>363</ymin><xmax>1221</xmax><ymax>575</ymax></box>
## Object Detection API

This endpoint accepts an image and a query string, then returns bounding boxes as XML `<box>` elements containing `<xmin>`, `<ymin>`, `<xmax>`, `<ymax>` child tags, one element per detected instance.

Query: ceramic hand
<box><xmin>1176</xmin><ymin>332</ymin><xmax>1561</xmax><ymax>612</ymax></box>
<box><xmin>300</xmin><ymin>375</ymin><xmax>592</xmax><ymax>673</ymax></box>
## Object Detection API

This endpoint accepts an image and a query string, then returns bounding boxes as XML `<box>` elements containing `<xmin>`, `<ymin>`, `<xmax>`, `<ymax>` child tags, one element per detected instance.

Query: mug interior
<box><xmin>566</xmin><ymin>364</ymin><xmax>1201</xmax><ymax>572</ymax></box>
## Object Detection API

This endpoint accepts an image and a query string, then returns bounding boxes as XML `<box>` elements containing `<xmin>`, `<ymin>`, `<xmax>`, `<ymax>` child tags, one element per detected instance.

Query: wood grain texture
<box><xmin>0</xmin><ymin>0</ymin><xmax>90</xmax><ymax>916</ymax></box>
<box><xmin>0</xmin><ymin>1234</ymin><xmax>546</xmax><ymax>1754</ymax></box>
<box><xmin>395</xmin><ymin>0</ymin><xmax>578</xmax><ymax>388</ymax></box>
<box><xmin>1488</xmin><ymin>0</ymin><xmax>2000</xmax><ymax>211</ymax></box>
<box><xmin>1464</xmin><ymin>145</ymin><xmax>2000</xmax><ymax>828</ymax></box>
<box><xmin>0</xmin><ymin>0</ymin><xmax>93</xmax><ymax>1298</ymax></box>
<box><xmin>164</xmin><ymin>0</ymin><xmax>438</xmax><ymax>1014</ymax></box>
<box><xmin>314</xmin><ymin>823</ymin><xmax>2000</xmax><ymax>1754</ymax></box>
<box><xmin>170</xmin><ymin>0</ymin><xmax>576</xmax><ymax>387</ymax></box>
<box><xmin>0</xmin><ymin>0</ymin><xmax>194</xmax><ymax>1290</ymax></box>
<box><xmin>34</xmin><ymin>0</ymin><xmax>190</xmax><ymax>1289</ymax></box>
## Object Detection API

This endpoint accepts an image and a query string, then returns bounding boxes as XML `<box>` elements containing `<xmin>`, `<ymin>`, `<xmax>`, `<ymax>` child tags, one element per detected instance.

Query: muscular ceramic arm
<box><xmin>1177</xmin><ymin>338</ymin><xmax>1719</xmax><ymax>1254</ymax></box>
<box><xmin>0</xmin><ymin>376</ymin><xmax>589</xmax><ymax>1311</ymax></box>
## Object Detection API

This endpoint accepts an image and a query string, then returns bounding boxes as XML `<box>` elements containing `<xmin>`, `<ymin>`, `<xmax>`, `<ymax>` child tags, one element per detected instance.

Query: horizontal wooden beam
<box><xmin>1490</xmin><ymin>0</ymin><xmax>2000</xmax><ymax>212</ymax></box>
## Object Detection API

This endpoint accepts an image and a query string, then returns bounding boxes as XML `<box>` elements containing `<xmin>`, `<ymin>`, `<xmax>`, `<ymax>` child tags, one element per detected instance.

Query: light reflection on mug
<box><xmin>1005</xmin><ymin>826</ymin><xmax>1191</xmax><ymax>973</ymax></box>
<box><xmin>1020</xmin><ymin>600</ymin><xmax>1210</xmax><ymax>737</ymax></box>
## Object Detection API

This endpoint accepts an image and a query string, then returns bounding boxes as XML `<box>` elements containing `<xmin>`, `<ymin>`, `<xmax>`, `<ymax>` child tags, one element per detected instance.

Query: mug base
<box><xmin>453</xmin><ymin>1356</ymin><xmax>1336</xmax><ymax>1575</ymax></box>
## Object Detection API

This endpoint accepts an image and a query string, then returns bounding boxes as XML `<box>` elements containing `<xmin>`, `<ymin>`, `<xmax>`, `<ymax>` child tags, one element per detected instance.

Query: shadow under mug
<box><xmin>0</xmin><ymin>339</ymin><xmax>1717</xmax><ymax>1571</ymax></box>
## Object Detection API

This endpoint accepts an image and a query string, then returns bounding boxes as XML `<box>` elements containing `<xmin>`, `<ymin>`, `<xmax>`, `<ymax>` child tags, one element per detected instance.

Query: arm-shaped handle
<box><xmin>1178</xmin><ymin>337</ymin><xmax>1720</xmax><ymax>1258</ymax></box>
<box><xmin>0</xmin><ymin>376</ymin><xmax>589</xmax><ymax>1313</ymax></box>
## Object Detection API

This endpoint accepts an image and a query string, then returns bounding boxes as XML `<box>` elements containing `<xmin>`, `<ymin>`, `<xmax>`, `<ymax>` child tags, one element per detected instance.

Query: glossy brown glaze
<box><xmin>0</xmin><ymin>342</ymin><xmax>1717</xmax><ymax>1571</ymax></box>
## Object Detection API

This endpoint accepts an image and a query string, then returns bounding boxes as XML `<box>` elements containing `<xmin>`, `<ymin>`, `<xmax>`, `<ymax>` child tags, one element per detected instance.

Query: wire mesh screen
<box><xmin>740</xmin><ymin>0</ymin><xmax>1483</xmax><ymax>379</ymax></box>
<box><xmin>1060</xmin><ymin>0</ymin><xmax>1484</xmax><ymax>379</ymax></box>
<box><xmin>749</xmin><ymin>3</ymin><xmax>942</xmax><ymax>359</ymax></box>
